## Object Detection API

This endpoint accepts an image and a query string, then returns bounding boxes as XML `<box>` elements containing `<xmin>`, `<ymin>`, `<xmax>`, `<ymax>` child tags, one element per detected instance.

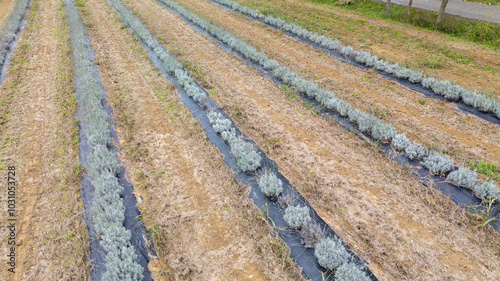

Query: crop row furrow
<box><xmin>107</xmin><ymin>0</ymin><xmax>377</xmax><ymax>278</ymax></box>
<box><xmin>207</xmin><ymin>0</ymin><xmax>500</xmax><ymax>124</ymax></box>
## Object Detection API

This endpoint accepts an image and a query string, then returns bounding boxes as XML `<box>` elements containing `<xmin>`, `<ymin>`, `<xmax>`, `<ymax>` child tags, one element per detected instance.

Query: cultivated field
<box><xmin>0</xmin><ymin>0</ymin><xmax>499</xmax><ymax>280</ymax></box>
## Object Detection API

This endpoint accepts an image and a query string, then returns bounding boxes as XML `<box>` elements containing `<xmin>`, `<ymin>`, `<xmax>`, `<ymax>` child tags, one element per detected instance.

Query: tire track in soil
<box><xmin>122</xmin><ymin>0</ymin><xmax>500</xmax><ymax>279</ymax></box>
<box><xmin>177</xmin><ymin>0</ymin><xmax>500</xmax><ymax>170</ymax></box>
<box><xmin>82</xmin><ymin>0</ymin><xmax>305</xmax><ymax>279</ymax></box>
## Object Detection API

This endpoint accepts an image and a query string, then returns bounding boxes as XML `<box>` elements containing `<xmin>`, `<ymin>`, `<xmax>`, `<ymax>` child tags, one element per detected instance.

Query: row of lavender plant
<box><xmin>207</xmin><ymin>0</ymin><xmax>500</xmax><ymax>119</ymax></box>
<box><xmin>107</xmin><ymin>0</ymin><xmax>374</xmax><ymax>277</ymax></box>
<box><xmin>0</xmin><ymin>0</ymin><xmax>30</xmax><ymax>70</ymax></box>
<box><xmin>64</xmin><ymin>0</ymin><xmax>143</xmax><ymax>279</ymax></box>
<box><xmin>159</xmin><ymin>0</ymin><xmax>499</xmax><ymax>202</ymax></box>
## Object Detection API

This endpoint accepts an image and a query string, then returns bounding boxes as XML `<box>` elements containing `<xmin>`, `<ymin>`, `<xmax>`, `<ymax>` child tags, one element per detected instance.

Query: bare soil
<box><xmin>0</xmin><ymin>0</ymin><xmax>89</xmax><ymax>280</ymax></box>
<box><xmin>121</xmin><ymin>0</ymin><xmax>500</xmax><ymax>279</ymax></box>
<box><xmin>80</xmin><ymin>0</ymin><xmax>306</xmax><ymax>279</ymax></box>
<box><xmin>237</xmin><ymin>0</ymin><xmax>500</xmax><ymax>97</ymax></box>
<box><xmin>175</xmin><ymin>0</ymin><xmax>500</xmax><ymax>180</ymax></box>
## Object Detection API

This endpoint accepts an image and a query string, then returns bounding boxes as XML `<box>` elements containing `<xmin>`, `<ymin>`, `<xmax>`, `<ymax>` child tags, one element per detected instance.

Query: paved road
<box><xmin>375</xmin><ymin>0</ymin><xmax>500</xmax><ymax>24</ymax></box>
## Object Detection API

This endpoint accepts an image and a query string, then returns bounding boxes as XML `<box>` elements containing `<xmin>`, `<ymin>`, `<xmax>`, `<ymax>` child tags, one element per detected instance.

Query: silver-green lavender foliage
<box><xmin>208</xmin><ymin>111</ymin><xmax>232</xmax><ymax>133</ymax></box>
<box><xmin>474</xmin><ymin>181</ymin><xmax>499</xmax><ymax>201</ymax></box>
<box><xmin>392</xmin><ymin>133</ymin><xmax>411</xmax><ymax>151</ymax></box>
<box><xmin>404</xmin><ymin>142</ymin><xmax>428</xmax><ymax>160</ymax></box>
<box><xmin>283</xmin><ymin>205</ymin><xmax>311</xmax><ymax>229</ymax></box>
<box><xmin>421</xmin><ymin>153</ymin><xmax>454</xmax><ymax>174</ymax></box>
<box><xmin>65</xmin><ymin>0</ymin><xmax>142</xmax><ymax>279</ymax></box>
<box><xmin>314</xmin><ymin>237</ymin><xmax>349</xmax><ymax>270</ymax></box>
<box><xmin>446</xmin><ymin>166</ymin><xmax>477</xmax><ymax>188</ymax></box>
<box><xmin>0</xmin><ymin>0</ymin><xmax>30</xmax><ymax>68</ymax></box>
<box><xmin>334</xmin><ymin>262</ymin><xmax>371</xmax><ymax>281</ymax></box>
<box><xmin>208</xmin><ymin>0</ymin><xmax>500</xmax><ymax>116</ymax></box>
<box><xmin>259</xmin><ymin>169</ymin><xmax>283</xmax><ymax>197</ymax></box>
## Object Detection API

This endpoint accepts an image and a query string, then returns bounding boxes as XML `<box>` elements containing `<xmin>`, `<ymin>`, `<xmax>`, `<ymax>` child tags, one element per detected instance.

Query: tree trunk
<box><xmin>436</xmin><ymin>0</ymin><xmax>449</xmax><ymax>28</ymax></box>
<box><xmin>408</xmin><ymin>0</ymin><xmax>413</xmax><ymax>20</ymax></box>
<box><xmin>386</xmin><ymin>0</ymin><xmax>391</xmax><ymax>15</ymax></box>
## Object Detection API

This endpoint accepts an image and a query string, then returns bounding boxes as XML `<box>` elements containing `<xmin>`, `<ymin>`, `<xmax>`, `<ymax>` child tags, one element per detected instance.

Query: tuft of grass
<box><xmin>423</xmin><ymin>58</ymin><xmax>443</xmax><ymax>69</ymax></box>
<box><xmin>469</xmin><ymin>161</ymin><xmax>499</xmax><ymax>181</ymax></box>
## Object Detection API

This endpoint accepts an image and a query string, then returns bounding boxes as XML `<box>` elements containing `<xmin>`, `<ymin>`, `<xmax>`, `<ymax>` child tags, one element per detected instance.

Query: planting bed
<box><xmin>64</xmin><ymin>0</ymin><xmax>155</xmax><ymax>279</ymax></box>
<box><xmin>1</xmin><ymin>0</ymin><xmax>499</xmax><ymax>280</ymax></box>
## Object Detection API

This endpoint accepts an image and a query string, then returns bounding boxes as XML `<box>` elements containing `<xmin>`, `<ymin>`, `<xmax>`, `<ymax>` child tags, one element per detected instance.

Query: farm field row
<box><xmin>156</xmin><ymin>0</ymin><xmax>500</xmax><ymax>203</ymax></box>
<box><xmin>0</xmin><ymin>0</ymin><xmax>499</xmax><ymax>280</ymax></box>
<box><xmin>169</xmin><ymin>0</ymin><xmax>500</xmax><ymax>174</ymax></box>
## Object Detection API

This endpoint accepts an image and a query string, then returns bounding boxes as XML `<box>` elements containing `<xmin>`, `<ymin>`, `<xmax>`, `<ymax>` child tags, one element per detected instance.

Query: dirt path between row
<box><xmin>177</xmin><ymin>0</ymin><xmax>500</xmax><ymax>172</ymax></box>
<box><xmin>82</xmin><ymin>0</ymin><xmax>306</xmax><ymax>279</ymax></box>
<box><xmin>237</xmin><ymin>0</ymin><xmax>500</xmax><ymax>96</ymax></box>
<box><xmin>124</xmin><ymin>0</ymin><xmax>500</xmax><ymax>279</ymax></box>
<box><xmin>0</xmin><ymin>0</ymin><xmax>89</xmax><ymax>280</ymax></box>
<box><xmin>0</xmin><ymin>0</ymin><xmax>15</xmax><ymax>30</ymax></box>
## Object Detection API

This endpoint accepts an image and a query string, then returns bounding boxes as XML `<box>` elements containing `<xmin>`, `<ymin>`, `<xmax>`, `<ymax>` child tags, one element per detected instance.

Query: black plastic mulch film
<box><xmin>209</xmin><ymin>0</ymin><xmax>500</xmax><ymax>126</ymax></box>
<box><xmin>155</xmin><ymin>1</ymin><xmax>500</xmax><ymax>232</ymax></box>
<box><xmin>109</xmin><ymin>0</ymin><xmax>377</xmax><ymax>280</ymax></box>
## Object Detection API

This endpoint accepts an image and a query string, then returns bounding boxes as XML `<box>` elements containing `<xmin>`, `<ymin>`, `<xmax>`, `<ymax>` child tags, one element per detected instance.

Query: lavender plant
<box><xmin>299</xmin><ymin>222</ymin><xmax>325</xmax><ymax>248</ymax></box>
<box><xmin>404</xmin><ymin>142</ymin><xmax>428</xmax><ymax>160</ymax></box>
<box><xmin>314</xmin><ymin>237</ymin><xmax>350</xmax><ymax>270</ymax></box>
<box><xmin>474</xmin><ymin>181</ymin><xmax>499</xmax><ymax>201</ymax></box>
<box><xmin>258</xmin><ymin>169</ymin><xmax>283</xmax><ymax>197</ymax></box>
<box><xmin>207</xmin><ymin>111</ymin><xmax>261</xmax><ymax>171</ymax></box>
<box><xmin>391</xmin><ymin>133</ymin><xmax>411</xmax><ymax>151</ymax></box>
<box><xmin>446</xmin><ymin>165</ymin><xmax>477</xmax><ymax>188</ymax></box>
<box><xmin>277</xmin><ymin>192</ymin><xmax>298</xmax><ymax>209</ymax></box>
<box><xmin>207</xmin><ymin>0</ymin><xmax>500</xmax><ymax>118</ymax></box>
<box><xmin>335</xmin><ymin>262</ymin><xmax>371</xmax><ymax>281</ymax></box>
<box><xmin>283</xmin><ymin>205</ymin><xmax>311</xmax><ymax>229</ymax></box>
<box><xmin>421</xmin><ymin>153</ymin><xmax>454</xmax><ymax>174</ymax></box>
